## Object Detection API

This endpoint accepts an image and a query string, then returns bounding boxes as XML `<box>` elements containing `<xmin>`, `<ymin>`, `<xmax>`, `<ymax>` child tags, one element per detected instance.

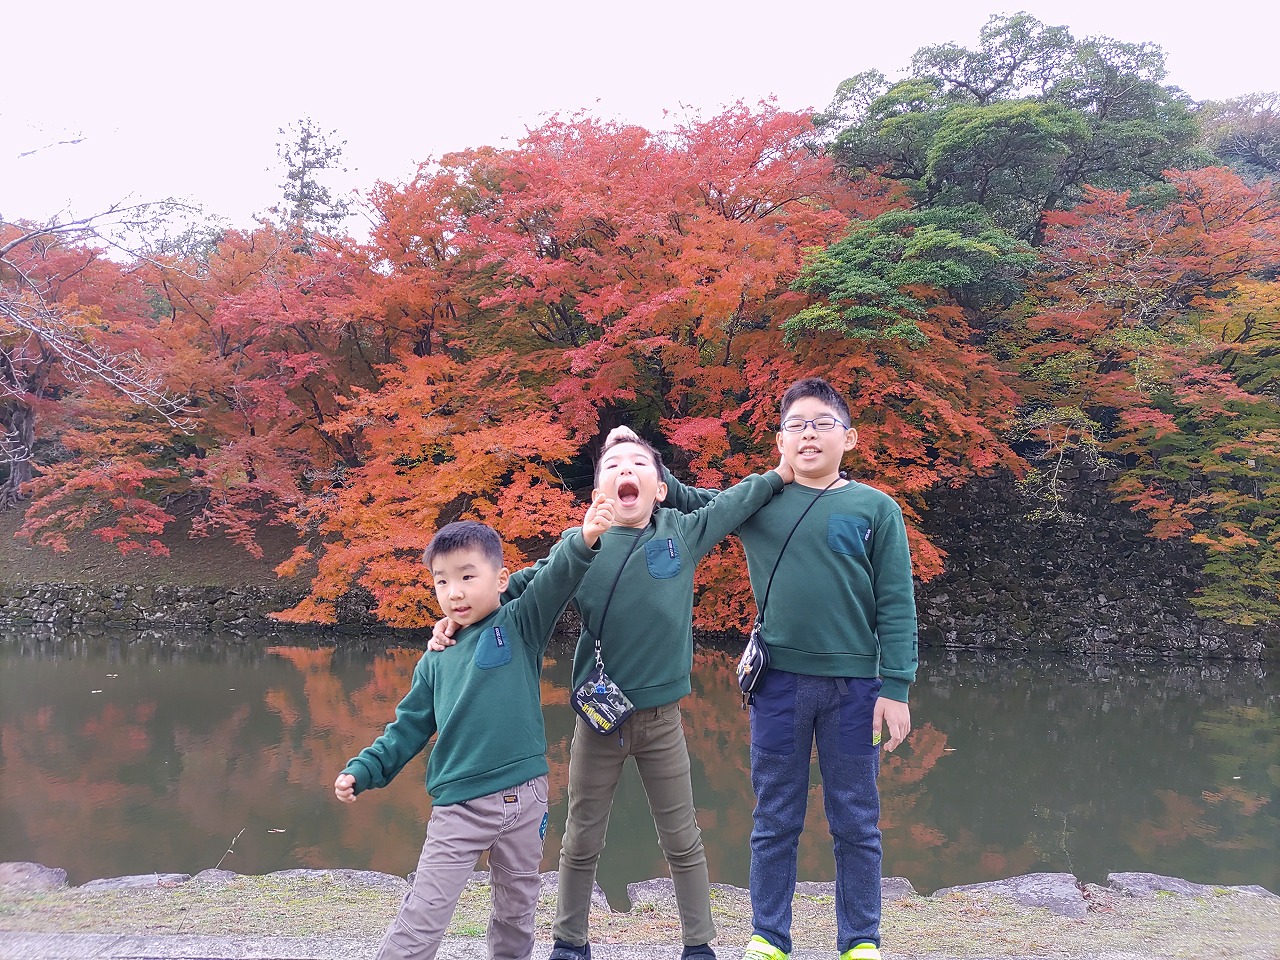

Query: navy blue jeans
<box><xmin>749</xmin><ymin>670</ymin><xmax>882</xmax><ymax>954</ymax></box>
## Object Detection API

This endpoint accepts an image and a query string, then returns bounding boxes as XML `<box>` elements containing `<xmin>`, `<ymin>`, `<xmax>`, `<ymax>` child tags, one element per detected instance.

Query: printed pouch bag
<box><xmin>572</xmin><ymin>663</ymin><xmax>635</xmax><ymax>735</ymax></box>
<box><xmin>736</xmin><ymin>623</ymin><xmax>770</xmax><ymax>706</ymax></box>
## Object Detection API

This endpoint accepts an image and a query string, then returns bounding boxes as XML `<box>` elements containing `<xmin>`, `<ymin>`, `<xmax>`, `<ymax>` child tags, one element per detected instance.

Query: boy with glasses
<box><xmin>662</xmin><ymin>377</ymin><xmax>918</xmax><ymax>960</ymax></box>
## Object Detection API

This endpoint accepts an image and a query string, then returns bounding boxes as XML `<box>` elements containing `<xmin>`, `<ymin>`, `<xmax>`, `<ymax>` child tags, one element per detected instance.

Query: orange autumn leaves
<box><xmin>6</xmin><ymin>105</ymin><xmax>1280</xmax><ymax>626</ymax></box>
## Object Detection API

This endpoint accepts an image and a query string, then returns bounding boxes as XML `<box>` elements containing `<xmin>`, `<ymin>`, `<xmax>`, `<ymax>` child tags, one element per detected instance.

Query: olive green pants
<box><xmin>553</xmin><ymin>702</ymin><xmax>715</xmax><ymax>947</ymax></box>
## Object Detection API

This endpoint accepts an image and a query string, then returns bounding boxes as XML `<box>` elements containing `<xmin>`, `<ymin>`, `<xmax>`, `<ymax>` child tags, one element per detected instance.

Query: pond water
<box><xmin>1</xmin><ymin>627</ymin><xmax>1275</xmax><ymax>905</ymax></box>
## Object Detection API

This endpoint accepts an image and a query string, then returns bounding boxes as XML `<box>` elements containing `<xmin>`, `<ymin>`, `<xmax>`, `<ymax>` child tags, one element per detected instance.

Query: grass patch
<box><xmin>1</xmin><ymin>876</ymin><xmax>1277</xmax><ymax>958</ymax></box>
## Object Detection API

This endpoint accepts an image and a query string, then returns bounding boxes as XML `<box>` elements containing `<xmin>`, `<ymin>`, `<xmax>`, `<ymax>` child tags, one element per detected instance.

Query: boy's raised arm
<box><xmin>507</xmin><ymin>494</ymin><xmax>612</xmax><ymax>653</ymax></box>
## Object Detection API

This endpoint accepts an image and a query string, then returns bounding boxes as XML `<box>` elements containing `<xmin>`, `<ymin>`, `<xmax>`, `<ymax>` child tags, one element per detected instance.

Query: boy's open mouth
<box><xmin>617</xmin><ymin>479</ymin><xmax>641</xmax><ymax>505</ymax></box>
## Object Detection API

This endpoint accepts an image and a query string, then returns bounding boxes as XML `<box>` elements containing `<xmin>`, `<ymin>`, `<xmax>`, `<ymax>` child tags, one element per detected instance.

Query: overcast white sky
<box><xmin>3</xmin><ymin>0</ymin><xmax>1275</xmax><ymax>229</ymax></box>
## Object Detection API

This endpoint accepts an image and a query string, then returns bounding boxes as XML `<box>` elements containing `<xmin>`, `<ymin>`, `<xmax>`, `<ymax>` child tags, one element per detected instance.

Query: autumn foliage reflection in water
<box><xmin>1</xmin><ymin>638</ymin><xmax>1275</xmax><ymax>897</ymax></box>
<box><xmin>258</xmin><ymin>644</ymin><xmax>958</xmax><ymax>901</ymax></box>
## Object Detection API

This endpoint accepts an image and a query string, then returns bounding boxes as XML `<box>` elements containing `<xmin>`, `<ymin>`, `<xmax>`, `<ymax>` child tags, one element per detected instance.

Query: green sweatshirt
<box><xmin>664</xmin><ymin>471</ymin><xmax>918</xmax><ymax>702</ymax></box>
<box><xmin>507</xmin><ymin>471</ymin><xmax>784</xmax><ymax>709</ymax></box>
<box><xmin>341</xmin><ymin>531</ymin><xmax>596</xmax><ymax>805</ymax></box>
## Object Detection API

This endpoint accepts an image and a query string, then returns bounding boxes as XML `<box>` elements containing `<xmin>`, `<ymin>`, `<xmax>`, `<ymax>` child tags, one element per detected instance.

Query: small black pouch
<box><xmin>572</xmin><ymin>662</ymin><xmax>636</xmax><ymax>735</ymax></box>
<box><xmin>736</xmin><ymin>623</ymin><xmax>770</xmax><ymax>706</ymax></box>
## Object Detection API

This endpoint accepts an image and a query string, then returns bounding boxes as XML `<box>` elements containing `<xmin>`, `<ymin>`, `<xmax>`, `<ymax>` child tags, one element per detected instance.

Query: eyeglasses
<box><xmin>780</xmin><ymin>415</ymin><xmax>849</xmax><ymax>433</ymax></box>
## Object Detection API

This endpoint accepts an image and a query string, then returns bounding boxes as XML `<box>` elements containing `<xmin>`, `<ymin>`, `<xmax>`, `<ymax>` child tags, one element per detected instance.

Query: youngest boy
<box><xmin>334</xmin><ymin>495</ymin><xmax>613</xmax><ymax>960</ymax></box>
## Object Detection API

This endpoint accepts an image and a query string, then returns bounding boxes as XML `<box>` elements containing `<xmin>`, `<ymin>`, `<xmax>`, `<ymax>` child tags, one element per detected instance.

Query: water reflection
<box><xmin>0</xmin><ymin>628</ymin><xmax>1275</xmax><ymax>901</ymax></box>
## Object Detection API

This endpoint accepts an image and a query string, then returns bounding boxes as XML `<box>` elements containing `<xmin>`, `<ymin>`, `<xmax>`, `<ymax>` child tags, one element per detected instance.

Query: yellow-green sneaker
<box><xmin>840</xmin><ymin>943</ymin><xmax>881</xmax><ymax>960</ymax></box>
<box><xmin>741</xmin><ymin>935</ymin><xmax>788</xmax><ymax>960</ymax></box>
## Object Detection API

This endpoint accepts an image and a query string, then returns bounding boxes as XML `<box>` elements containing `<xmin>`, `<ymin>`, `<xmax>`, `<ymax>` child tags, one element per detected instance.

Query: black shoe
<box><xmin>682</xmin><ymin>945</ymin><xmax>716</xmax><ymax>959</ymax></box>
<box><xmin>548</xmin><ymin>940</ymin><xmax>592</xmax><ymax>960</ymax></box>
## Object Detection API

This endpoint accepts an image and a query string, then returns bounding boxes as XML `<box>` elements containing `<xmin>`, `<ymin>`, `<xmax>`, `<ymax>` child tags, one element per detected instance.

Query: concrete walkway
<box><xmin>0</xmin><ymin>931</ymin><xmax>1106</xmax><ymax>960</ymax></box>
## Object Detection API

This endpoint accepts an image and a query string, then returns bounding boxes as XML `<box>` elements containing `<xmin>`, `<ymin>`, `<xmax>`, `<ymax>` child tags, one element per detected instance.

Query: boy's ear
<box><xmin>656</xmin><ymin>480</ymin><xmax>668</xmax><ymax>503</ymax></box>
<box><xmin>497</xmin><ymin>566</ymin><xmax>510</xmax><ymax>591</ymax></box>
<box><xmin>845</xmin><ymin>427</ymin><xmax>859</xmax><ymax>451</ymax></box>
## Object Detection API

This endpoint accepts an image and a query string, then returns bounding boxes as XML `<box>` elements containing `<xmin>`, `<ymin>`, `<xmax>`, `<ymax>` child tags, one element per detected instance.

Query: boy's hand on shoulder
<box><xmin>334</xmin><ymin>773</ymin><xmax>357</xmax><ymax>803</ymax></box>
<box><xmin>874</xmin><ymin>697</ymin><xmax>911</xmax><ymax>752</ymax></box>
<box><xmin>605</xmin><ymin>425</ymin><xmax>640</xmax><ymax>446</ymax></box>
<box><xmin>582</xmin><ymin>493</ymin><xmax>615</xmax><ymax>548</ymax></box>
<box><xmin>428</xmin><ymin>616</ymin><xmax>459</xmax><ymax>651</ymax></box>
<box><xmin>774</xmin><ymin>453</ymin><xmax>795</xmax><ymax>485</ymax></box>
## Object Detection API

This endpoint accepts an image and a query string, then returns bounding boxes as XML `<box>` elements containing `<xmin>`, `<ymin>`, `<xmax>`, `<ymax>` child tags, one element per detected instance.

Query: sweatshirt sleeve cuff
<box><xmin>343</xmin><ymin>760</ymin><xmax>373</xmax><ymax>794</ymax></box>
<box><xmin>880</xmin><ymin>678</ymin><xmax>910</xmax><ymax>703</ymax></box>
<box><xmin>763</xmin><ymin>470</ymin><xmax>785</xmax><ymax>494</ymax></box>
<box><xmin>563</xmin><ymin>530</ymin><xmax>596</xmax><ymax>559</ymax></box>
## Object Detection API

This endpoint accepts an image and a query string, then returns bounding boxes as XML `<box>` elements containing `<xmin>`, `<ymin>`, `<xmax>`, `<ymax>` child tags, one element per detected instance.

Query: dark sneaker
<box><xmin>548</xmin><ymin>941</ymin><xmax>591</xmax><ymax>960</ymax></box>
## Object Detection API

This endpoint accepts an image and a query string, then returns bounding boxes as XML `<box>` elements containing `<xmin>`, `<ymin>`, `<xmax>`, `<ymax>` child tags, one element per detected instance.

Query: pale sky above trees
<box><xmin>3</xmin><ymin>0</ymin><xmax>1275</xmax><ymax>227</ymax></box>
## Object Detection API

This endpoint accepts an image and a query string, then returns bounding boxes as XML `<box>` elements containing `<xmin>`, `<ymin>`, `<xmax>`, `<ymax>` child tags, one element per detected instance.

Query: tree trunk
<box><xmin>0</xmin><ymin>402</ymin><xmax>35</xmax><ymax>510</ymax></box>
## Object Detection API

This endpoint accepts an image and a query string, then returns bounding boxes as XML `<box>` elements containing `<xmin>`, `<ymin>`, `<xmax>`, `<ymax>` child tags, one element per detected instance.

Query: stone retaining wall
<box><xmin>2</xmin><ymin>474</ymin><xmax>1276</xmax><ymax>658</ymax></box>
<box><xmin>0</xmin><ymin>583</ymin><xmax>307</xmax><ymax>635</ymax></box>
<box><xmin>916</xmin><ymin>474</ymin><xmax>1277</xmax><ymax>659</ymax></box>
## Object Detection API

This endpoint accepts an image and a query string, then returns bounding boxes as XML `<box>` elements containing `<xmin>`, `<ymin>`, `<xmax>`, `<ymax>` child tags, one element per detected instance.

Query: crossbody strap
<box><xmin>754</xmin><ymin>473</ymin><xmax>845</xmax><ymax>630</ymax></box>
<box><xmin>587</xmin><ymin>529</ymin><xmax>644</xmax><ymax>670</ymax></box>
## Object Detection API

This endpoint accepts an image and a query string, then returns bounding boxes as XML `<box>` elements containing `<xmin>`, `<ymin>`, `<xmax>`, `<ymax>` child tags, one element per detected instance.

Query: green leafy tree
<box><xmin>819</xmin><ymin>13</ymin><xmax>1204</xmax><ymax>243</ymax></box>
<box><xmin>1196</xmin><ymin>93</ymin><xmax>1280</xmax><ymax>184</ymax></box>
<box><xmin>786</xmin><ymin>204</ymin><xmax>1037</xmax><ymax>345</ymax></box>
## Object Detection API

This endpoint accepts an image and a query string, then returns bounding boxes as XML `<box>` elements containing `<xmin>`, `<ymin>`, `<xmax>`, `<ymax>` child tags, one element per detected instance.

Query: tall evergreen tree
<box><xmin>274</xmin><ymin>118</ymin><xmax>351</xmax><ymax>244</ymax></box>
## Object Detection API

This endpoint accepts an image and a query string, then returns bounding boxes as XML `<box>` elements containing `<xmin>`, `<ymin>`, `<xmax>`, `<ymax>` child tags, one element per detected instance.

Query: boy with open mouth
<box><xmin>434</xmin><ymin>430</ymin><xmax>792</xmax><ymax>959</ymax></box>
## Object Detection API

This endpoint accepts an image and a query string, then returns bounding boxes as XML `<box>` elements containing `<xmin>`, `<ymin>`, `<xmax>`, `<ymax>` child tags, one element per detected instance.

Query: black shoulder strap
<box><xmin>755</xmin><ymin>474</ymin><xmax>843</xmax><ymax>628</ymax></box>
<box><xmin>586</xmin><ymin>529</ymin><xmax>644</xmax><ymax>667</ymax></box>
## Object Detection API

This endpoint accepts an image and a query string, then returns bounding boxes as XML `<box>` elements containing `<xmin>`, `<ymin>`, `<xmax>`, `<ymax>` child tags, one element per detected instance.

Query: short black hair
<box><xmin>595</xmin><ymin>434</ymin><xmax>665</xmax><ymax>486</ymax></box>
<box><xmin>780</xmin><ymin>377</ymin><xmax>852</xmax><ymax>426</ymax></box>
<box><xmin>422</xmin><ymin>521</ymin><xmax>504</xmax><ymax>571</ymax></box>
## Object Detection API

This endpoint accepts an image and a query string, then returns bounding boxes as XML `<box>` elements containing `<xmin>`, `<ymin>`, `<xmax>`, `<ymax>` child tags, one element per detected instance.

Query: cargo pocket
<box><xmin>749</xmin><ymin>670</ymin><xmax>798</xmax><ymax>755</ymax></box>
<box><xmin>837</xmin><ymin>677</ymin><xmax>883</xmax><ymax>755</ymax></box>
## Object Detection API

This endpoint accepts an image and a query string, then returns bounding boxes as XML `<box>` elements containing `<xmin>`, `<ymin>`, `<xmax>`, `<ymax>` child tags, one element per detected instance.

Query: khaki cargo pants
<box><xmin>553</xmin><ymin>702</ymin><xmax>715</xmax><ymax>947</ymax></box>
<box><xmin>377</xmin><ymin>775</ymin><xmax>548</xmax><ymax>960</ymax></box>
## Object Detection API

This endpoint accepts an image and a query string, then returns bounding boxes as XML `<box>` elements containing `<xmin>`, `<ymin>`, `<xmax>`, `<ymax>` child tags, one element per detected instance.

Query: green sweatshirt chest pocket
<box><xmin>474</xmin><ymin>625</ymin><xmax>514</xmax><ymax>669</ymax></box>
<box><xmin>828</xmin><ymin>515</ymin><xmax>872</xmax><ymax>557</ymax></box>
<box><xmin>645</xmin><ymin>537</ymin><xmax>682</xmax><ymax>579</ymax></box>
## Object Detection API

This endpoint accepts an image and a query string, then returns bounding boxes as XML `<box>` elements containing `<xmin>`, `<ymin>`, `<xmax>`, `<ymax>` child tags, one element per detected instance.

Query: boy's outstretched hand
<box><xmin>334</xmin><ymin>773</ymin><xmax>357</xmax><ymax>803</ymax></box>
<box><xmin>874</xmin><ymin>697</ymin><xmax>911</xmax><ymax>752</ymax></box>
<box><xmin>583</xmin><ymin>492</ymin><xmax>615</xmax><ymax>547</ymax></box>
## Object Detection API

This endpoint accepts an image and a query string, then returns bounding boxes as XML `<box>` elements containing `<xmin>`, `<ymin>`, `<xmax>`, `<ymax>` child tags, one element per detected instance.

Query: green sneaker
<box><xmin>840</xmin><ymin>943</ymin><xmax>881</xmax><ymax>960</ymax></box>
<box><xmin>741</xmin><ymin>935</ymin><xmax>788</xmax><ymax>960</ymax></box>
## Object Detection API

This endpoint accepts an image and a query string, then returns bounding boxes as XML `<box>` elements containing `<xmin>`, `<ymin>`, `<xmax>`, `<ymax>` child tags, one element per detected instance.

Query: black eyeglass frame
<box><xmin>779</xmin><ymin>415</ymin><xmax>850</xmax><ymax>433</ymax></box>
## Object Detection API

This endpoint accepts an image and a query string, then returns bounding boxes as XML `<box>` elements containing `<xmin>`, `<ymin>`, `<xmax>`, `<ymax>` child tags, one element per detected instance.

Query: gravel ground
<box><xmin>2</xmin><ymin>871</ymin><xmax>1278</xmax><ymax>959</ymax></box>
